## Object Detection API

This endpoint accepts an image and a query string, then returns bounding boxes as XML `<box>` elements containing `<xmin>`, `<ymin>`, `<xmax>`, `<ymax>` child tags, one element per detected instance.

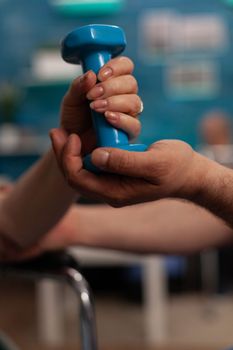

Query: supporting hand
<box><xmin>50</xmin><ymin>134</ymin><xmax>210</xmax><ymax>207</ymax></box>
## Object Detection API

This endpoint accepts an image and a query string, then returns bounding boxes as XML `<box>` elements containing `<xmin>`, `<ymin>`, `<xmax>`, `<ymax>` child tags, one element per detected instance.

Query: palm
<box><xmin>63</xmin><ymin>139</ymin><xmax>196</xmax><ymax>208</ymax></box>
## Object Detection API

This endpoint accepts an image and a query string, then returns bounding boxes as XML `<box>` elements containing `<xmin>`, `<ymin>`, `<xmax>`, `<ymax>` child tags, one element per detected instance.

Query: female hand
<box><xmin>59</xmin><ymin>56</ymin><xmax>142</xmax><ymax>155</ymax></box>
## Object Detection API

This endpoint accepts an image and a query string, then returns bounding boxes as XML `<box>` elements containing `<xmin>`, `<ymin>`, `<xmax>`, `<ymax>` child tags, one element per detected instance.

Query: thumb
<box><xmin>49</xmin><ymin>128</ymin><xmax>68</xmax><ymax>169</ymax></box>
<box><xmin>91</xmin><ymin>147</ymin><xmax>155</xmax><ymax>177</ymax></box>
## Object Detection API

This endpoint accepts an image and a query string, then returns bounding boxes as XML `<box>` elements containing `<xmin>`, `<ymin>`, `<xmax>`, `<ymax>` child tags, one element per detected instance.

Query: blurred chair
<box><xmin>38</xmin><ymin>248</ymin><xmax>168</xmax><ymax>347</ymax></box>
<box><xmin>0</xmin><ymin>251</ymin><xmax>98</xmax><ymax>350</ymax></box>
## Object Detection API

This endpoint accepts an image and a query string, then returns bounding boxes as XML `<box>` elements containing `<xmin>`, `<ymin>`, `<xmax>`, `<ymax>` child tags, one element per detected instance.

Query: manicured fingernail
<box><xmin>87</xmin><ymin>85</ymin><xmax>104</xmax><ymax>100</ymax></box>
<box><xmin>105</xmin><ymin>111</ymin><xmax>118</xmax><ymax>122</ymax></box>
<box><xmin>90</xmin><ymin>99</ymin><xmax>108</xmax><ymax>110</ymax></box>
<box><xmin>94</xmin><ymin>150</ymin><xmax>110</xmax><ymax>167</ymax></box>
<box><xmin>99</xmin><ymin>67</ymin><xmax>113</xmax><ymax>80</ymax></box>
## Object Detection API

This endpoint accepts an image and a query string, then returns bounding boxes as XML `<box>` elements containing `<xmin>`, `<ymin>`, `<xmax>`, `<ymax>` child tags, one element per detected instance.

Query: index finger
<box><xmin>98</xmin><ymin>56</ymin><xmax>134</xmax><ymax>81</ymax></box>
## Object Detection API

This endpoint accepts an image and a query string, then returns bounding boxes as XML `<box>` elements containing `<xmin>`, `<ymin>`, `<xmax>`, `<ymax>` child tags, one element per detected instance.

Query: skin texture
<box><xmin>51</xmin><ymin>113</ymin><xmax>233</xmax><ymax>231</ymax></box>
<box><xmin>2</xmin><ymin>56</ymin><xmax>233</xmax><ymax>261</ymax></box>
<box><xmin>0</xmin><ymin>57</ymin><xmax>141</xmax><ymax>260</ymax></box>
<box><xmin>11</xmin><ymin>200</ymin><xmax>233</xmax><ymax>261</ymax></box>
<box><xmin>50</xmin><ymin>135</ymin><xmax>202</xmax><ymax>206</ymax></box>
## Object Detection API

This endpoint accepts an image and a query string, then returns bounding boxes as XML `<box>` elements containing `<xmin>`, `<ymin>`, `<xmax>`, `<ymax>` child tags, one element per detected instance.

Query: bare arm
<box><xmin>74</xmin><ymin>200</ymin><xmax>233</xmax><ymax>254</ymax></box>
<box><xmin>52</xmin><ymin>133</ymin><xmax>233</xmax><ymax>232</ymax></box>
<box><xmin>21</xmin><ymin>199</ymin><xmax>232</xmax><ymax>258</ymax></box>
<box><xmin>191</xmin><ymin>157</ymin><xmax>233</xmax><ymax>229</ymax></box>
<box><xmin>0</xmin><ymin>57</ymin><xmax>141</xmax><ymax>260</ymax></box>
<box><xmin>0</xmin><ymin>149</ymin><xmax>76</xmax><ymax>256</ymax></box>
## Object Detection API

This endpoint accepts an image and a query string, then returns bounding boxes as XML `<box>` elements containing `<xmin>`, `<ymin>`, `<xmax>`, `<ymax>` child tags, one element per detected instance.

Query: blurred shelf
<box><xmin>0</xmin><ymin>135</ymin><xmax>49</xmax><ymax>156</ymax></box>
<box><xmin>50</xmin><ymin>0</ymin><xmax>125</xmax><ymax>16</ymax></box>
<box><xmin>22</xmin><ymin>78</ymin><xmax>70</xmax><ymax>89</ymax></box>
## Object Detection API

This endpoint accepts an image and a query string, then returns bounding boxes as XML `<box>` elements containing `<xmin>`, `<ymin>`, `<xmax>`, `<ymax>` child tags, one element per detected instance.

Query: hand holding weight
<box><xmin>61</xmin><ymin>24</ymin><xmax>147</xmax><ymax>172</ymax></box>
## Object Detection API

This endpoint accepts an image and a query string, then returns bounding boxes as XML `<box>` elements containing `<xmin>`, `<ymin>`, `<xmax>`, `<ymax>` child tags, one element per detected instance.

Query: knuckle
<box><xmin>129</xmin><ymin>76</ymin><xmax>138</xmax><ymax>92</ymax></box>
<box><xmin>105</xmin><ymin>75</ymin><xmax>138</xmax><ymax>96</ymax></box>
<box><xmin>105</xmin><ymin>96</ymin><xmax>112</xmax><ymax>109</ymax></box>
<box><xmin>130</xmin><ymin>96</ymin><xmax>141</xmax><ymax>115</ymax></box>
<box><xmin>116</xmin><ymin>156</ymin><xmax>129</xmax><ymax>169</ymax></box>
<box><xmin>112</xmin><ymin>152</ymin><xmax>131</xmax><ymax>172</ymax></box>
<box><xmin>120</xmin><ymin>56</ymin><xmax>134</xmax><ymax>72</ymax></box>
<box><xmin>105</xmin><ymin>79</ymin><xmax>120</xmax><ymax>96</ymax></box>
<box><xmin>122</xmin><ymin>74</ymin><xmax>138</xmax><ymax>94</ymax></box>
<box><xmin>147</xmin><ymin>143</ymin><xmax>173</xmax><ymax>180</ymax></box>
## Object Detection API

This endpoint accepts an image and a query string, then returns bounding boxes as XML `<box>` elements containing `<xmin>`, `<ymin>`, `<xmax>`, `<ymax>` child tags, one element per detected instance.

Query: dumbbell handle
<box><xmin>62</xmin><ymin>24</ymin><xmax>147</xmax><ymax>172</ymax></box>
<box><xmin>80</xmin><ymin>51</ymin><xmax>129</xmax><ymax>147</ymax></box>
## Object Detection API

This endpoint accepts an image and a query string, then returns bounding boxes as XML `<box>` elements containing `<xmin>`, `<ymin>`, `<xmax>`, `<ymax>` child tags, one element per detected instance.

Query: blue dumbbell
<box><xmin>61</xmin><ymin>24</ymin><xmax>147</xmax><ymax>172</ymax></box>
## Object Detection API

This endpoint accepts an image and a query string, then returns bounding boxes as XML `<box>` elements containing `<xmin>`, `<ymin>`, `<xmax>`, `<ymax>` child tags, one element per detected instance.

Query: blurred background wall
<box><xmin>1</xmin><ymin>0</ymin><xmax>233</xmax><ymax>179</ymax></box>
<box><xmin>2</xmin><ymin>1</ymin><xmax>233</xmax><ymax>349</ymax></box>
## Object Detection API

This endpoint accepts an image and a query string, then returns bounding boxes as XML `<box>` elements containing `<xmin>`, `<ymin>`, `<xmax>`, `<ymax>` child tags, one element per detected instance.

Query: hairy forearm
<box><xmin>185</xmin><ymin>152</ymin><xmax>233</xmax><ymax>230</ymax></box>
<box><xmin>72</xmin><ymin>199</ymin><xmax>233</xmax><ymax>254</ymax></box>
<box><xmin>0</xmin><ymin>149</ymin><xmax>77</xmax><ymax>251</ymax></box>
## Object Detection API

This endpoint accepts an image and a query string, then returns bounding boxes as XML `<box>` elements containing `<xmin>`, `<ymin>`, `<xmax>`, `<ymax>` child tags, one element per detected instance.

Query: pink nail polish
<box><xmin>90</xmin><ymin>100</ymin><xmax>108</xmax><ymax>110</ymax></box>
<box><xmin>100</xmin><ymin>67</ymin><xmax>113</xmax><ymax>80</ymax></box>
<box><xmin>87</xmin><ymin>86</ymin><xmax>104</xmax><ymax>100</ymax></box>
<box><xmin>105</xmin><ymin>112</ymin><xmax>118</xmax><ymax>121</ymax></box>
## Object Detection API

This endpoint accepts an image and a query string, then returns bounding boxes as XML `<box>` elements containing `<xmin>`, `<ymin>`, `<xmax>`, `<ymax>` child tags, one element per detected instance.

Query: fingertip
<box><xmin>91</xmin><ymin>148</ymin><xmax>110</xmax><ymax>169</ymax></box>
<box><xmin>68</xmin><ymin>71</ymin><xmax>97</xmax><ymax>97</ymax></box>
<box><xmin>98</xmin><ymin>67</ymin><xmax>113</xmax><ymax>82</ymax></box>
<box><xmin>87</xmin><ymin>70</ymin><xmax>97</xmax><ymax>79</ymax></box>
<box><xmin>105</xmin><ymin>111</ymin><xmax>118</xmax><ymax>120</ymax></box>
<box><xmin>49</xmin><ymin>128</ymin><xmax>67</xmax><ymax>144</ymax></box>
<box><xmin>84</xmin><ymin>70</ymin><xmax>97</xmax><ymax>85</ymax></box>
<box><xmin>49</xmin><ymin>128</ymin><xmax>58</xmax><ymax>139</ymax></box>
<box><xmin>98</xmin><ymin>57</ymin><xmax>134</xmax><ymax>82</ymax></box>
<box><xmin>104</xmin><ymin>111</ymin><xmax>119</xmax><ymax>127</ymax></box>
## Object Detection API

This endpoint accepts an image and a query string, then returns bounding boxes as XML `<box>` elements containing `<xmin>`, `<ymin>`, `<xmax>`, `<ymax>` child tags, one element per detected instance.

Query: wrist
<box><xmin>193</xmin><ymin>156</ymin><xmax>233</xmax><ymax>224</ymax></box>
<box><xmin>179</xmin><ymin>151</ymin><xmax>215</xmax><ymax>202</ymax></box>
<box><xmin>180</xmin><ymin>151</ymin><xmax>233</xmax><ymax>224</ymax></box>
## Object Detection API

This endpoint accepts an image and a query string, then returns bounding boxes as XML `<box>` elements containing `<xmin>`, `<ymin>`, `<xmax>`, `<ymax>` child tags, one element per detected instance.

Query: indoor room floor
<box><xmin>0</xmin><ymin>279</ymin><xmax>232</xmax><ymax>350</ymax></box>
